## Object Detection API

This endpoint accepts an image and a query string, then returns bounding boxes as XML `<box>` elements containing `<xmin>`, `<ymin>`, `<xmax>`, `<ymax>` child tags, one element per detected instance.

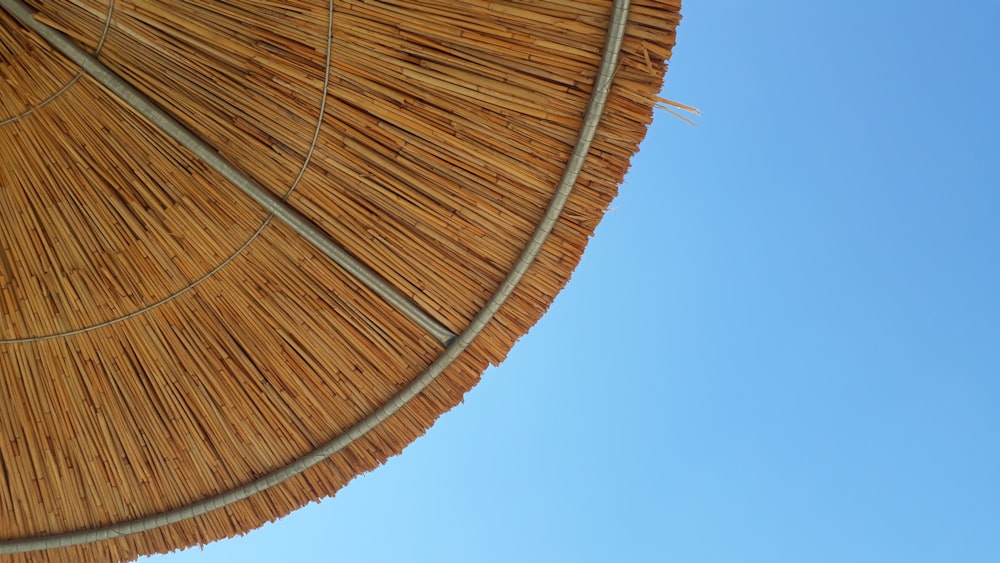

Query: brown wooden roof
<box><xmin>0</xmin><ymin>0</ymin><xmax>681</xmax><ymax>560</ymax></box>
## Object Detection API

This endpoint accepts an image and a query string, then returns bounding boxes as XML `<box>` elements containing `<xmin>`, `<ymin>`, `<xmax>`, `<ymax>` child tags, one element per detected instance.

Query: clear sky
<box><xmin>145</xmin><ymin>2</ymin><xmax>1000</xmax><ymax>561</ymax></box>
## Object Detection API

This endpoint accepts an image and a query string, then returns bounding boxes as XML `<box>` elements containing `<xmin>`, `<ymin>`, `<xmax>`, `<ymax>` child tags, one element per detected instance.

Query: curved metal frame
<box><xmin>0</xmin><ymin>0</ymin><xmax>631</xmax><ymax>553</ymax></box>
<box><xmin>0</xmin><ymin>0</ymin><xmax>114</xmax><ymax>126</ymax></box>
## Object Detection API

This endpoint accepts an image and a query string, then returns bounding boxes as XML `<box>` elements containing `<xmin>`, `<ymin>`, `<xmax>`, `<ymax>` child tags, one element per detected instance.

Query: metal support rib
<box><xmin>0</xmin><ymin>0</ymin><xmax>455</xmax><ymax>346</ymax></box>
<box><xmin>0</xmin><ymin>0</ymin><xmax>631</xmax><ymax>553</ymax></box>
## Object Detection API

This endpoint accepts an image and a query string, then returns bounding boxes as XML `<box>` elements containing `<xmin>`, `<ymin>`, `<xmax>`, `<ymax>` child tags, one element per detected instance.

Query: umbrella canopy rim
<box><xmin>0</xmin><ymin>0</ymin><xmax>635</xmax><ymax>554</ymax></box>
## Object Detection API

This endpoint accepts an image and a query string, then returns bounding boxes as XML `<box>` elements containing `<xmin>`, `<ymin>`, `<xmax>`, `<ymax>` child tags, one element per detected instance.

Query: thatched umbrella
<box><xmin>0</xmin><ymin>0</ymin><xmax>682</xmax><ymax>560</ymax></box>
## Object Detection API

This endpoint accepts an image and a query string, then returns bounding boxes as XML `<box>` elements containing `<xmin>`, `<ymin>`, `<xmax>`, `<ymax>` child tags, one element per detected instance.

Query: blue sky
<box><xmin>146</xmin><ymin>2</ymin><xmax>999</xmax><ymax>561</ymax></box>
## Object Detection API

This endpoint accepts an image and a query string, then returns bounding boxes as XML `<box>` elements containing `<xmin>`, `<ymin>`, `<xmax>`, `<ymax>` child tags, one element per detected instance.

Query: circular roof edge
<box><xmin>0</xmin><ymin>0</ymin><xmax>628</xmax><ymax>552</ymax></box>
<box><xmin>0</xmin><ymin>0</ymin><xmax>681</xmax><ymax>558</ymax></box>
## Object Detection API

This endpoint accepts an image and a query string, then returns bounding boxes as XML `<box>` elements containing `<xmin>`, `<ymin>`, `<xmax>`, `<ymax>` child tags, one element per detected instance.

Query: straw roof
<box><xmin>0</xmin><ymin>0</ymin><xmax>681</xmax><ymax>560</ymax></box>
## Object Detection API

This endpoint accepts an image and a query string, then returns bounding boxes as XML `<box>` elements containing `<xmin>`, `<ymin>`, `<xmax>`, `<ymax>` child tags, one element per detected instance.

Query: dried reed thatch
<box><xmin>0</xmin><ymin>0</ymin><xmax>681</xmax><ymax>560</ymax></box>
